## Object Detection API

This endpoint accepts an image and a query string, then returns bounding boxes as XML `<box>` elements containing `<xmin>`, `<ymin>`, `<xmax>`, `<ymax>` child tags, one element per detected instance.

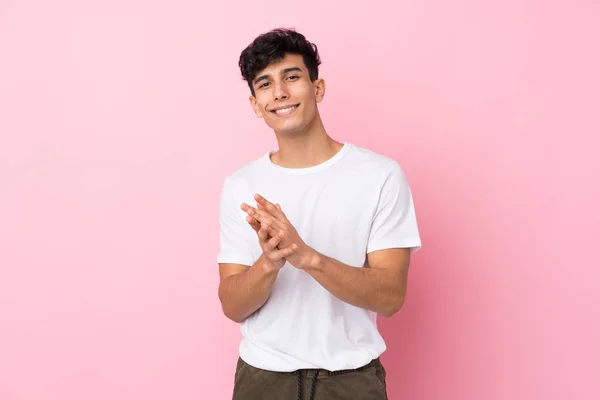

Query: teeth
<box><xmin>275</xmin><ymin>105</ymin><xmax>297</xmax><ymax>114</ymax></box>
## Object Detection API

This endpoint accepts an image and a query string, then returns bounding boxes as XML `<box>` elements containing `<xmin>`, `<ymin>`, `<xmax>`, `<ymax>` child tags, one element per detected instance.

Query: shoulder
<box><xmin>220</xmin><ymin>153</ymin><xmax>270</xmax><ymax>194</ymax></box>
<box><xmin>345</xmin><ymin>143</ymin><xmax>407</xmax><ymax>181</ymax></box>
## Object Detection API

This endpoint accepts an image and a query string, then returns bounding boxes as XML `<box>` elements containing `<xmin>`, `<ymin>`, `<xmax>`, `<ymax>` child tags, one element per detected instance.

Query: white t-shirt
<box><xmin>216</xmin><ymin>142</ymin><xmax>421</xmax><ymax>372</ymax></box>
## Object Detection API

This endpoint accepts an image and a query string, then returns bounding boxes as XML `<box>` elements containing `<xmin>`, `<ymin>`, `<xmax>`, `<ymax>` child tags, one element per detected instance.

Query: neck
<box><xmin>271</xmin><ymin>114</ymin><xmax>343</xmax><ymax>168</ymax></box>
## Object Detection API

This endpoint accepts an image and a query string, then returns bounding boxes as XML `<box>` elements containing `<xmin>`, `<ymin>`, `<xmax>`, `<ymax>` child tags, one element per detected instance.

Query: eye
<box><xmin>287</xmin><ymin>75</ymin><xmax>299</xmax><ymax>80</ymax></box>
<box><xmin>259</xmin><ymin>82</ymin><xmax>270</xmax><ymax>89</ymax></box>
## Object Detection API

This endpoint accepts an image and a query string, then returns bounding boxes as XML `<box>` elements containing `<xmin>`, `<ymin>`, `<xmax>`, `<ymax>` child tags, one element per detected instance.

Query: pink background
<box><xmin>1</xmin><ymin>1</ymin><xmax>599</xmax><ymax>399</ymax></box>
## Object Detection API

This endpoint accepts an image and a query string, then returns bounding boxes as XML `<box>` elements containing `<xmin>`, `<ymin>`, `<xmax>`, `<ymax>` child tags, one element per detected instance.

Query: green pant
<box><xmin>232</xmin><ymin>357</ymin><xmax>388</xmax><ymax>400</ymax></box>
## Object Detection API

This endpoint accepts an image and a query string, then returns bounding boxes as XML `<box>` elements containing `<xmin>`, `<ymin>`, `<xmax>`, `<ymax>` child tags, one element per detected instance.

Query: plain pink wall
<box><xmin>1</xmin><ymin>1</ymin><xmax>598</xmax><ymax>399</ymax></box>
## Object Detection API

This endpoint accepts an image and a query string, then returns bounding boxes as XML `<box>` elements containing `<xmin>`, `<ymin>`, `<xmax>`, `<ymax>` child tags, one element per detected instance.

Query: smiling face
<box><xmin>249</xmin><ymin>53</ymin><xmax>325</xmax><ymax>136</ymax></box>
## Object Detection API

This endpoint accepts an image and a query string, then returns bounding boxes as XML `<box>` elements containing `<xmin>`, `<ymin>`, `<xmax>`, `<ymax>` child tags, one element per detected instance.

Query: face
<box><xmin>249</xmin><ymin>53</ymin><xmax>325</xmax><ymax>136</ymax></box>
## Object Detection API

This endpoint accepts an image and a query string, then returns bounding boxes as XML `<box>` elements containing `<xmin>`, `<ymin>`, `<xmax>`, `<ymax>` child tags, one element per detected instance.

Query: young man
<box><xmin>217</xmin><ymin>28</ymin><xmax>421</xmax><ymax>400</ymax></box>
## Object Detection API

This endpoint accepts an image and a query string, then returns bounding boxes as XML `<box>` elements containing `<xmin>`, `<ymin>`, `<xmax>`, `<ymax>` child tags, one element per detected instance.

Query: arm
<box><xmin>218</xmin><ymin>218</ymin><xmax>296</xmax><ymax>323</ymax></box>
<box><xmin>242</xmin><ymin>160</ymin><xmax>420</xmax><ymax>318</ymax></box>
<box><xmin>305</xmin><ymin>248</ymin><xmax>410</xmax><ymax>318</ymax></box>
<box><xmin>302</xmin><ymin>163</ymin><xmax>420</xmax><ymax>317</ymax></box>
<box><xmin>243</xmin><ymin>195</ymin><xmax>414</xmax><ymax>318</ymax></box>
<box><xmin>217</xmin><ymin>257</ymin><xmax>278</xmax><ymax>323</ymax></box>
<box><xmin>216</xmin><ymin>176</ymin><xmax>297</xmax><ymax>323</ymax></box>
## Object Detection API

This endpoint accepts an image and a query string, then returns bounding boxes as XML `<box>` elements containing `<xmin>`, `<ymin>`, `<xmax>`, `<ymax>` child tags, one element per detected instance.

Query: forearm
<box><xmin>218</xmin><ymin>255</ymin><xmax>279</xmax><ymax>323</ymax></box>
<box><xmin>306</xmin><ymin>253</ymin><xmax>407</xmax><ymax>317</ymax></box>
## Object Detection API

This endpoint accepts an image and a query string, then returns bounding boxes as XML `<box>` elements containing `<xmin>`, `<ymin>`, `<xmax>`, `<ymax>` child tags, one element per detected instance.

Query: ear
<box><xmin>249</xmin><ymin>96</ymin><xmax>263</xmax><ymax>118</ymax></box>
<box><xmin>314</xmin><ymin>78</ymin><xmax>326</xmax><ymax>103</ymax></box>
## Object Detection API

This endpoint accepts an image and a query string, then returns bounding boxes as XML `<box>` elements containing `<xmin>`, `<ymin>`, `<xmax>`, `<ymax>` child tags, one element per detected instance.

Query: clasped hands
<box><xmin>241</xmin><ymin>194</ymin><xmax>318</xmax><ymax>272</ymax></box>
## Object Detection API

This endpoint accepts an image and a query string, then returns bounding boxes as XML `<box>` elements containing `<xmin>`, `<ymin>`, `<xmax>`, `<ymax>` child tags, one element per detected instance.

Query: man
<box><xmin>217</xmin><ymin>28</ymin><xmax>421</xmax><ymax>400</ymax></box>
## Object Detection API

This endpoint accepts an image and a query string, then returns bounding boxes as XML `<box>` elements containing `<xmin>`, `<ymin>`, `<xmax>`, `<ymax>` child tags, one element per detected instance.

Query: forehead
<box><xmin>256</xmin><ymin>53</ymin><xmax>307</xmax><ymax>76</ymax></box>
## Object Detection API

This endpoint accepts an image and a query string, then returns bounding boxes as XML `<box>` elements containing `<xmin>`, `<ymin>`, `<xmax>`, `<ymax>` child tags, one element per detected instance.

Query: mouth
<box><xmin>270</xmin><ymin>104</ymin><xmax>300</xmax><ymax>116</ymax></box>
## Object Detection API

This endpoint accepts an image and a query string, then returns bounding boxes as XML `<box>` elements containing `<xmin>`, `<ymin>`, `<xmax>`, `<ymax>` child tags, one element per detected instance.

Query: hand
<box><xmin>245</xmin><ymin>212</ymin><xmax>298</xmax><ymax>272</ymax></box>
<box><xmin>241</xmin><ymin>194</ymin><xmax>318</xmax><ymax>270</ymax></box>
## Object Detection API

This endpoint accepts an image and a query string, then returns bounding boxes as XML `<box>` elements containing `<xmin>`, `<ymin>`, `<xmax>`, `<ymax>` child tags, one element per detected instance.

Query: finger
<box><xmin>271</xmin><ymin>243</ymin><xmax>298</xmax><ymax>260</ymax></box>
<box><xmin>257</xmin><ymin>203</ymin><xmax>286</xmax><ymax>230</ymax></box>
<box><xmin>245</xmin><ymin>215</ymin><xmax>260</xmax><ymax>232</ymax></box>
<box><xmin>258</xmin><ymin>204</ymin><xmax>288</xmax><ymax>228</ymax></box>
<box><xmin>254</xmin><ymin>194</ymin><xmax>286</xmax><ymax>222</ymax></box>
<box><xmin>275</xmin><ymin>203</ymin><xmax>288</xmax><ymax>218</ymax></box>
<box><xmin>265</xmin><ymin>230</ymin><xmax>284</xmax><ymax>250</ymax></box>
<box><xmin>257</xmin><ymin>202</ymin><xmax>280</xmax><ymax>217</ymax></box>
<box><xmin>242</xmin><ymin>202</ymin><xmax>270</xmax><ymax>217</ymax></box>
<box><xmin>257</xmin><ymin>223</ymin><xmax>270</xmax><ymax>242</ymax></box>
<box><xmin>246</xmin><ymin>206</ymin><xmax>282</xmax><ymax>228</ymax></box>
<box><xmin>248</xmin><ymin>218</ymin><xmax>279</xmax><ymax>239</ymax></box>
<box><xmin>266</xmin><ymin>225</ymin><xmax>279</xmax><ymax>238</ymax></box>
<box><xmin>276</xmin><ymin>203</ymin><xmax>284</xmax><ymax>214</ymax></box>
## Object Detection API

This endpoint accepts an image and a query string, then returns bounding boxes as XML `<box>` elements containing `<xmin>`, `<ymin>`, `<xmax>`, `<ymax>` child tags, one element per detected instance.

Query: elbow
<box><xmin>224</xmin><ymin>310</ymin><xmax>245</xmax><ymax>324</ymax></box>
<box><xmin>220</xmin><ymin>302</ymin><xmax>246</xmax><ymax>323</ymax></box>
<box><xmin>380</xmin><ymin>295</ymin><xmax>406</xmax><ymax>318</ymax></box>
<box><xmin>218</xmin><ymin>286</ymin><xmax>246</xmax><ymax>324</ymax></box>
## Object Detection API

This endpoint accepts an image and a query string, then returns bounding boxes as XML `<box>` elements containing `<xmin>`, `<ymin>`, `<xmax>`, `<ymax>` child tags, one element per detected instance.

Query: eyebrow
<box><xmin>253</xmin><ymin>67</ymin><xmax>303</xmax><ymax>87</ymax></box>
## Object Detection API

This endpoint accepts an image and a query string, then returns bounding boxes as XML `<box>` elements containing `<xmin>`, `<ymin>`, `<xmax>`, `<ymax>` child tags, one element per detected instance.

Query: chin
<box><xmin>275</xmin><ymin>125</ymin><xmax>305</xmax><ymax>136</ymax></box>
<box><xmin>266</xmin><ymin>120</ymin><xmax>300</xmax><ymax>135</ymax></box>
<box><xmin>273</xmin><ymin>120</ymin><xmax>315</xmax><ymax>136</ymax></box>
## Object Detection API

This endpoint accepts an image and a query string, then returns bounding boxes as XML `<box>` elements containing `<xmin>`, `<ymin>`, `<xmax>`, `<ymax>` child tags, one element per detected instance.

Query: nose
<box><xmin>273</xmin><ymin>81</ymin><xmax>289</xmax><ymax>101</ymax></box>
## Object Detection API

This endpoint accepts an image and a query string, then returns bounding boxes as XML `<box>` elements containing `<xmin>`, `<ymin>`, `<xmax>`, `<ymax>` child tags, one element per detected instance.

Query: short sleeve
<box><xmin>216</xmin><ymin>177</ymin><xmax>258</xmax><ymax>266</ymax></box>
<box><xmin>367</xmin><ymin>162</ymin><xmax>422</xmax><ymax>254</ymax></box>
